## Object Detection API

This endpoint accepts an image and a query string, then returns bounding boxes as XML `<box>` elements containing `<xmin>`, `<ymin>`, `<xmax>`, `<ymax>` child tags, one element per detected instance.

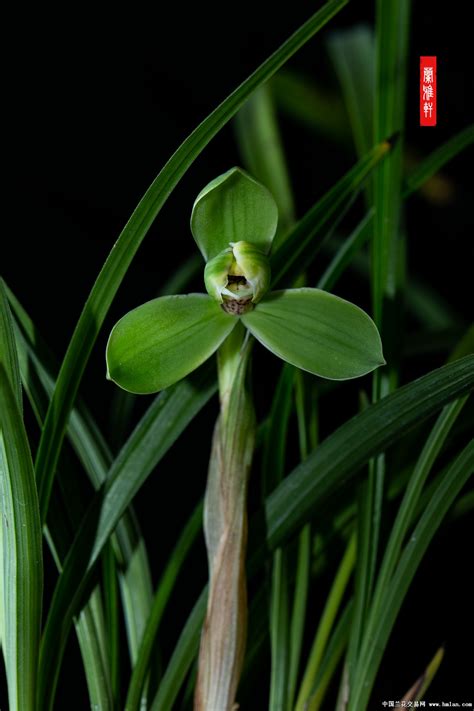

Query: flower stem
<box><xmin>195</xmin><ymin>322</ymin><xmax>255</xmax><ymax>711</ymax></box>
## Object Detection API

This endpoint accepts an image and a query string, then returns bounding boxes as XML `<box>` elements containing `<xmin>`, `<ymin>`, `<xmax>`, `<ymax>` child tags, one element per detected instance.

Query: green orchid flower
<box><xmin>106</xmin><ymin>168</ymin><xmax>385</xmax><ymax>394</ymax></box>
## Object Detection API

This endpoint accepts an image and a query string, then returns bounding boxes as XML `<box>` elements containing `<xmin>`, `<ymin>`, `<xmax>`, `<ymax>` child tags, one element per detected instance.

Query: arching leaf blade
<box><xmin>0</xmin><ymin>369</ymin><xmax>43</xmax><ymax>711</ymax></box>
<box><xmin>0</xmin><ymin>279</ymin><xmax>22</xmax><ymax>413</ymax></box>
<box><xmin>263</xmin><ymin>356</ymin><xmax>474</xmax><ymax>553</ymax></box>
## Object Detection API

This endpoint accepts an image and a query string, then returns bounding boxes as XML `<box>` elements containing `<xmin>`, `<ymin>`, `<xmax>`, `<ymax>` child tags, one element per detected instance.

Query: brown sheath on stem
<box><xmin>195</xmin><ymin>329</ymin><xmax>255</xmax><ymax>711</ymax></box>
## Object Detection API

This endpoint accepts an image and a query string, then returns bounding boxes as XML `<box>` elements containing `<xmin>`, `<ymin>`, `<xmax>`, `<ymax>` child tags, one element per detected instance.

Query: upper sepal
<box><xmin>190</xmin><ymin>167</ymin><xmax>278</xmax><ymax>262</ymax></box>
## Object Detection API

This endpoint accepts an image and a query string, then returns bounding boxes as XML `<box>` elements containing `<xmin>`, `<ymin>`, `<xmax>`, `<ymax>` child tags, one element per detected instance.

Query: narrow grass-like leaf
<box><xmin>287</xmin><ymin>528</ymin><xmax>311</xmax><ymax>709</ymax></box>
<box><xmin>403</xmin><ymin>123</ymin><xmax>474</xmax><ymax>197</ymax></box>
<box><xmin>361</xmin><ymin>5</ymin><xmax>410</xmax><ymax>693</ymax></box>
<box><xmin>262</xmin><ymin>365</ymin><xmax>295</xmax><ymax>495</ymax></box>
<box><xmin>371</xmin><ymin>0</ymin><xmax>409</xmax><ymax>325</ymax></box>
<box><xmin>106</xmin><ymin>294</ymin><xmax>235</xmax><ymax>394</ymax></box>
<box><xmin>38</xmin><ymin>363</ymin><xmax>216</xmax><ymax>710</ymax></box>
<box><xmin>262</xmin><ymin>365</ymin><xmax>295</xmax><ymax>710</ymax></box>
<box><xmin>94</xmin><ymin>364</ymin><xmax>216</xmax><ymax>565</ymax></box>
<box><xmin>344</xmin><ymin>475</ymin><xmax>373</xmax><ymax>690</ymax></box>
<box><xmin>125</xmin><ymin>501</ymin><xmax>203</xmax><ymax>711</ymax></box>
<box><xmin>0</xmin><ymin>279</ymin><xmax>23</xmax><ymax>650</ymax></box>
<box><xmin>47</xmin><ymin>453</ymin><xmax>114</xmax><ymax>709</ymax></box>
<box><xmin>8</xmin><ymin>286</ymin><xmax>154</xmax><ymax>675</ymax></box>
<box><xmin>368</xmin><ymin>397</ymin><xmax>468</xmax><ymax>627</ymax></box>
<box><xmin>35</xmin><ymin>0</ymin><xmax>349</xmax><ymax>528</ymax></box>
<box><xmin>234</xmin><ymin>85</ymin><xmax>295</xmax><ymax>240</ymax></box>
<box><xmin>262</xmin><ymin>356</ymin><xmax>474</xmax><ymax>552</ymax></box>
<box><xmin>270</xmin><ymin>140</ymin><xmax>390</xmax><ymax>288</ymax></box>
<box><xmin>0</xmin><ymin>368</ymin><xmax>43</xmax><ymax>711</ymax></box>
<box><xmin>327</xmin><ymin>25</ymin><xmax>374</xmax><ymax>158</ymax></box>
<box><xmin>287</xmin><ymin>372</ymin><xmax>313</xmax><ymax>711</ymax></box>
<box><xmin>268</xmin><ymin>550</ymin><xmax>290</xmax><ymax>711</ymax></box>
<box><xmin>295</xmin><ymin>535</ymin><xmax>355</xmax><ymax>711</ymax></box>
<box><xmin>306</xmin><ymin>601</ymin><xmax>353</xmax><ymax>711</ymax></box>
<box><xmin>0</xmin><ymin>279</ymin><xmax>22</xmax><ymax>411</ymax></box>
<box><xmin>243</xmin><ymin>288</ymin><xmax>385</xmax><ymax>380</ymax></box>
<box><xmin>150</xmin><ymin>592</ymin><xmax>207</xmax><ymax>711</ymax></box>
<box><xmin>118</xmin><ymin>526</ymin><xmax>153</xmax><ymax>667</ymax></box>
<box><xmin>103</xmin><ymin>544</ymin><xmax>120</xmax><ymax>702</ymax></box>
<box><xmin>5</xmin><ymin>293</ymin><xmax>147</xmax><ymax>707</ymax></box>
<box><xmin>349</xmin><ymin>439</ymin><xmax>474</xmax><ymax>710</ymax></box>
<box><xmin>317</xmin><ymin>210</ymin><xmax>373</xmax><ymax>291</ymax></box>
<box><xmin>76</xmin><ymin>588</ymin><xmax>113</xmax><ymax>711</ymax></box>
<box><xmin>238</xmin><ymin>586</ymin><xmax>270</xmax><ymax>703</ymax></box>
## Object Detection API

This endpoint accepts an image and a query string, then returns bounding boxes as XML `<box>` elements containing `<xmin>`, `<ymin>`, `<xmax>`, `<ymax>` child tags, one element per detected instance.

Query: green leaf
<box><xmin>317</xmin><ymin>209</ymin><xmax>374</xmax><ymax>292</ymax></box>
<box><xmin>37</xmin><ymin>364</ymin><xmax>216</xmax><ymax>711</ymax></box>
<box><xmin>191</xmin><ymin>167</ymin><xmax>278</xmax><ymax>260</ymax></box>
<box><xmin>76</xmin><ymin>588</ymin><xmax>114</xmax><ymax>710</ymax></box>
<box><xmin>371</xmin><ymin>0</ymin><xmax>410</xmax><ymax>326</ymax></box>
<box><xmin>295</xmin><ymin>535</ymin><xmax>355</xmax><ymax>711</ymax></box>
<box><xmin>327</xmin><ymin>25</ymin><xmax>375</xmax><ymax>158</ymax></box>
<box><xmin>263</xmin><ymin>365</ymin><xmax>295</xmax><ymax>710</ymax></box>
<box><xmin>34</xmin><ymin>0</ymin><xmax>349</xmax><ymax>525</ymax></box>
<box><xmin>287</xmin><ymin>372</ymin><xmax>313</xmax><ymax>711</ymax></box>
<box><xmin>234</xmin><ymin>85</ymin><xmax>295</xmax><ymax>240</ymax></box>
<box><xmin>349</xmin><ymin>439</ymin><xmax>474</xmax><ymax>710</ymax></box>
<box><xmin>150</xmin><ymin>592</ymin><xmax>207</xmax><ymax>711</ymax></box>
<box><xmin>242</xmin><ymin>288</ymin><xmax>385</xmax><ymax>380</ymax></box>
<box><xmin>7</xmin><ymin>285</ymin><xmax>154</xmax><ymax>678</ymax></box>
<box><xmin>102</xmin><ymin>545</ymin><xmax>120</xmax><ymax>702</ymax></box>
<box><xmin>369</xmin><ymin>397</ymin><xmax>467</xmax><ymax>627</ymax></box>
<box><xmin>270</xmin><ymin>140</ymin><xmax>390</xmax><ymax>289</ymax></box>
<box><xmin>0</xmin><ymin>368</ymin><xmax>43</xmax><ymax>711</ymax></box>
<box><xmin>262</xmin><ymin>355</ymin><xmax>474</xmax><ymax>552</ymax></box>
<box><xmin>9</xmin><ymin>315</ymin><xmax>115</xmax><ymax>709</ymax></box>
<box><xmin>125</xmin><ymin>502</ymin><xmax>203</xmax><ymax>711</ymax></box>
<box><xmin>0</xmin><ymin>279</ymin><xmax>24</xmax><ymax>651</ymax></box>
<box><xmin>0</xmin><ymin>279</ymin><xmax>22</xmax><ymax>413</ymax></box>
<box><xmin>307</xmin><ymin>601</ymin><xmax>353</xmax><ymax>711</ymax></box>
<box><xmin>106</xmin><ymin>294</ymin><xmax>235</xmax><ymax>394</ymax></box>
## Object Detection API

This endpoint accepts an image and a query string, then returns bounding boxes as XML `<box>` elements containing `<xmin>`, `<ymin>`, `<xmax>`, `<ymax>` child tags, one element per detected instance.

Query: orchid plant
<box><xmin>105</xmin><ymin>167</ymin><xmax>384</xmax><ymax>710</ymax></box>
<box><xmin>2</xmin><ymin>1</ymin><xmax>472</xmax><ymax>708</ymax></box>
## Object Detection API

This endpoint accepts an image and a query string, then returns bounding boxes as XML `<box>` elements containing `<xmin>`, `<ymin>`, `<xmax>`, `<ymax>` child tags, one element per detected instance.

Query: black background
<box><xmin>4</xmin><ymin>0</ymin><xmax>474</xmax><ymax>707</ymax></box>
